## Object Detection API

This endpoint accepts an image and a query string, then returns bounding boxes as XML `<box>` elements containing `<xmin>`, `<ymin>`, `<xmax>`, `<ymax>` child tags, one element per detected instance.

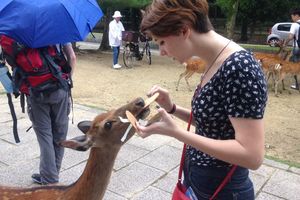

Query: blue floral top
<box><xmin>187</xmin><ymin>50</ymin><xmax>268</xmax><ymax>167</ymax></box>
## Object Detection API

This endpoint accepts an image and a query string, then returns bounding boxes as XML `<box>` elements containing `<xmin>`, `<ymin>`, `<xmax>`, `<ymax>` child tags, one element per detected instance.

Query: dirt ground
<box><xmin>72</xmin><ymin>50</ymin><xmax>300</xmax><ymax>165</ymax></box>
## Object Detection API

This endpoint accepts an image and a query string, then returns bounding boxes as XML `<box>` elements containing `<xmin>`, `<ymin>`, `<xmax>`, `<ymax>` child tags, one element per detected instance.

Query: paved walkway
<box><xmin>0</xmin><ymin>94</ymin><xmax>299</xmax><ymax>200</ymax></box>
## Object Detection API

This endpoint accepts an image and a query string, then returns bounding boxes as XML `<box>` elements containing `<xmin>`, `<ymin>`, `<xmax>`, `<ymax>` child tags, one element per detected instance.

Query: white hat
<box><xmin>112</xmin><ymin>11</ymin><xmax>122</xmax><ymax>18</ymax></box>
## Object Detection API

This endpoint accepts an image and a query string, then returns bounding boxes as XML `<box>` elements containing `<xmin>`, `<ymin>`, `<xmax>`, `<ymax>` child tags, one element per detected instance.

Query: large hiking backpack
<box><xmin>0</xmin><ymin>35</ymin><xmax>71</xmax><ymax>97</ymax></box>
<box><xmin>0</xmin><ymin>35</ymin><xmax>73</xmax><ymax>143</ymax></box>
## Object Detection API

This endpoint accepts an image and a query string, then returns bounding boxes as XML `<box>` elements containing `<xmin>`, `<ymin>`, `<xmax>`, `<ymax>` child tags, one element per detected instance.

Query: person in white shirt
<box><xmin>283</xmin><ymin>8</ymin><xmax>300</xmax><ymax>89</ymax></box>
<box><xmin>109</xmin><ymin>11</ymin><xmax>125</xmax><ymax>69</ymax></box>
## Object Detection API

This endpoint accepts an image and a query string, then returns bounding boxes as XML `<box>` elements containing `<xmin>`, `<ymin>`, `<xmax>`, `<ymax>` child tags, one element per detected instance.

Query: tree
<box><xmin>215</xmin><ymin>0</ymin><xmax>240</xmax><ymax>39</ymax></box>
<box><xmin>236</xmin><ymin>0</ymin><xmax>299</xmax><ymax>42</ymax></box>
<box><xmin>215</xmin><ymin>0</ymin><xmax>300</xmax><ymax>42</ymax></box>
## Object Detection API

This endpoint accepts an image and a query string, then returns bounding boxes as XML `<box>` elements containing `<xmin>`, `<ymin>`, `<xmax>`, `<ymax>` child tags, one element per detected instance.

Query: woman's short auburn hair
<box><xmin>141</xmin><ymin>0</ymin><xmax>214</xmax><ymax>37</ymax></box>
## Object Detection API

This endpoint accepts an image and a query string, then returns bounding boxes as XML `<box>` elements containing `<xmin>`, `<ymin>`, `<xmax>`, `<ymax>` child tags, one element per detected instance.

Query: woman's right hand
<box><xmin>147</xmin><ymin>85</ymin><xmax>174</xmax><ymax>112</ymax></box>
<box><xmin>136</xmin><ymin>108</ymin><xmax>181</xmax><ymax>139</ymax></box>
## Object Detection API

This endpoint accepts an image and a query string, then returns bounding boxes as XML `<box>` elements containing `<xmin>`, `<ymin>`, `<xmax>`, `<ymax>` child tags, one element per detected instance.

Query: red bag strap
<box><xmin>177</xmin><ymin>111</ymin><xmax>237</xmax><ymax>200</ymax></box>
<box><xmin>177</xmin><ymin>111</ymin><xmax>193</xmax><ymax>183</ymax></box>
<box><xmin>210</xmin><ymin>164</ymin><xmax>237</xmax><ymax>200</ymax></box>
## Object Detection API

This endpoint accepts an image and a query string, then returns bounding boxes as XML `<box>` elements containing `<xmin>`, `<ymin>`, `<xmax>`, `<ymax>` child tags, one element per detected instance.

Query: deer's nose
<box><xmin>135</xmin><ymin>98</ymin><xmax>145</xmax><ymax>107</ymax></box>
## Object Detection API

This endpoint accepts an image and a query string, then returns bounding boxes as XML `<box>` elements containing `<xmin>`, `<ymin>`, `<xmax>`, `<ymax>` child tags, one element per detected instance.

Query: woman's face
<box><xmin>153</xmin><ymin>31</ymin><xmax>191</xmax><ymax>63</ymax></box>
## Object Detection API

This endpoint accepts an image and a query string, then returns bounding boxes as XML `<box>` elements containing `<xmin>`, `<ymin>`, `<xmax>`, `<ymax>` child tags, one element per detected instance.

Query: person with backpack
<box><xmin>0</xmin><ymin>35</ymin><xmax>76</xmax><ymax>185</ymax></box>
<box><xmin>283</xmin><ymin>8</ymin><xmax>300</xmax><ymax>89</ymax></box>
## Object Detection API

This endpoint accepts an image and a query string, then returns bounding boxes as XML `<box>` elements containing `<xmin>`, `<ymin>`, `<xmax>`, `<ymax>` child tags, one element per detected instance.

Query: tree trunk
<box><xmin>240</xmin><ymin>18</ymin><xmax>248</xmax><ymax>42</ymax></box>
<box><xmin>226</xmin><ymin>0</ymin><xmax>239</xmax><ymax>39</ymax></box>
<box><xmin>130</xmin><ymin>8</ymin><xmax>141</xmax><ymax>31</ymax></box>
<box><xmin>72</xmin><ymin>42</ymin><xmax>79</xmax><ymax>52</ymax></box>
<box><xmin>99</xmin><ymin>8</ymin><xmax>112</xmax><ymax>51</ymax></box>
<box><xmin>249</xmin><ymin>22</ymin><xmax>256</xmax><ymax>42</ymax></box>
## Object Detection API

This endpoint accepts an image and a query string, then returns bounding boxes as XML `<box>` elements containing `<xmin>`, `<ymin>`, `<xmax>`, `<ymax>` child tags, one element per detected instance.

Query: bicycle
<box><xmin>122</xmin><ymin>31</ymin><xmax>151</xmax><ymax>68</ymax></box>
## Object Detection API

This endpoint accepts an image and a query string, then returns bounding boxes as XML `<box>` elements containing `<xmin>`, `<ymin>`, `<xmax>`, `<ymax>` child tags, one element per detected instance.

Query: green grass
<box><xmin>240</xmin><ymin>43</ymin><xmax>276</xmax><ymax>51</ymax></box>
<box><xmin>240</xmin><ymin>43</ymin><xmax>293</xmax><ymax>53</ymax></box>
<box><xmin>265</xmin><ymin>155</ymin><xmax>300</xmax><ymax>169</ymax></box>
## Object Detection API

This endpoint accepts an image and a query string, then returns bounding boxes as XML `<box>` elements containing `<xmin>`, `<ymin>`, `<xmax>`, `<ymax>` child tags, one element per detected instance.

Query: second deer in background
<box><xmin>176</xmin><ymin>58</ymin><xmax>206</xmax><ymax>91</ymax></box>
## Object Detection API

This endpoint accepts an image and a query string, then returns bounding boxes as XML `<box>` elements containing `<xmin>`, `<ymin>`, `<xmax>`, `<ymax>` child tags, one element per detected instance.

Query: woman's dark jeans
<box><xmin>183</xmin><ymin>157</ymin><xmax>254</xmax><ymax>200</ymax></box>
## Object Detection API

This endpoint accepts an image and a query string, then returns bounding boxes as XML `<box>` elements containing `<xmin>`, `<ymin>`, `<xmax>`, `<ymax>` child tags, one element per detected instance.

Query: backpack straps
<box><xmin>0</xmin><ymin>45</ymin><xmax>5</xmax><ymax>65</ymax></box>
<box><xmin>1</xmin><ymin>45</ymin><xmax>20</xmax><ymax>143</ymax></box>
<box><xmin>20</xmin><ymin>93</ymin><xmax>25</xmax><ymax>113</ymax></box>
<box><xmin>42</xmin><ymin>47</ymin><xmax>74</xmax><ymax>124</ymax></box>
<box><xmin>42</xmin><ymin>48</ymin><xmax>69</xmax><ymax>91</ymax></box>
<box><xmin>6</xmin><ymin>93</ymin><xmax>20</xmax><ymax>143</ymax></box>
<box><xmin>57</xmin><ymin>44</ymin><xmax>74</xmax><ymax>124</ymax></box>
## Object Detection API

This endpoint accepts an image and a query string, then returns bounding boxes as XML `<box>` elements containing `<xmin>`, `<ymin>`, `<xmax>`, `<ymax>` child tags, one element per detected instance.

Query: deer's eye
<box><xmin>104</xmin><ymin>121</ymin><xmax>112</xmax><ymax>130</ymax></box>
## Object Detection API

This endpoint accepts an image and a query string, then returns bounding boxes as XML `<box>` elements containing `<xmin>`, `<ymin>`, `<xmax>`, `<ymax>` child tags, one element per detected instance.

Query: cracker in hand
<box><xmin>144</xmin><ymin>93</ymin><xmax>159</xmax><ymax>108</ymax></box>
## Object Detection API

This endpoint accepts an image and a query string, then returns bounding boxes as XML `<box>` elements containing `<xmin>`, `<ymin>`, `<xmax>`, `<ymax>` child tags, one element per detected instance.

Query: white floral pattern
<box><xmin>187</xmin><ymin>50</ymin><xmax>268</xmax><ymax>167</ymax></box>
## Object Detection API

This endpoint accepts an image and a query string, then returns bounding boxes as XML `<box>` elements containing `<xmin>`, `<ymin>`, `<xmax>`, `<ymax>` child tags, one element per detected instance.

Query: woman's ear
<box><xmin>182</xmin><ymin>26</ymin><xmax>191</xmax><ymax>39</ymax></box>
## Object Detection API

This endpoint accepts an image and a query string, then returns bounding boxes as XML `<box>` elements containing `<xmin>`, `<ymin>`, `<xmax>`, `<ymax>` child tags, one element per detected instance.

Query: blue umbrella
<box><xmin>0</xmin><ymin>0</ymin><xmax>103</xmax><ymax>48</ymax></box>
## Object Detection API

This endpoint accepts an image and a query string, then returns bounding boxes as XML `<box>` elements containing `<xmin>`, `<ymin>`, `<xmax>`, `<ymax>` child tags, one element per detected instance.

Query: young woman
<box><xmin>136</xmin><ymin>0</ymin><xmax>268</xmax><ymax>199</ymax></box>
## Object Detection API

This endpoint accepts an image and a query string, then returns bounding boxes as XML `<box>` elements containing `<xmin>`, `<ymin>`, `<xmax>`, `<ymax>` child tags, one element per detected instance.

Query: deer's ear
<box><xmin>78</xmin><ymin>121</ymin><xmax>92</xmax><ymax>134</ymax></box>
<box><xmin>60</xmin><ymin>135</ymin><xmax>92</xmax><ymax>151</ymax></box>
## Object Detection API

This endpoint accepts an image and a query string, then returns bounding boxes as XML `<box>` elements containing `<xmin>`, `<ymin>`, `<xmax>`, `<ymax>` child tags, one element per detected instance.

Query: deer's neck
<box><xmin>64</xmin><ymin>146</ymin><xmax>120</xmax><ymax>200</ymax></box>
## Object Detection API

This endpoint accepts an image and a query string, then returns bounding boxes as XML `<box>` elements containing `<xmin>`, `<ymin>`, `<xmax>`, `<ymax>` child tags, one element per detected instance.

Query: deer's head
<box><xmin>60</xmin><ymin>97</ymin><xmax>150</xmax><ymax>151</ymax></box>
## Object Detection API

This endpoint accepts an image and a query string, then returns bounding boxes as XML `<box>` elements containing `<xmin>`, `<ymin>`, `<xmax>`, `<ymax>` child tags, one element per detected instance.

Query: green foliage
<box><xmin>238</xmin><ymin>0</ymin><xmax>292</xmax><ymax>24</ymax></box>
<box><xmin>97</xmin><ymin>0</ymin><xmax>151</xmax><ymax>9</ymax></box>
<box><xmin>215</xmin><ymin>0</ymin><xmax>300</xmax><ymax>25</ymax></box>
<box><xmin>215</xmin><ymin>0</ymin><xmax>238</xmax><ymax>16</ymax></box>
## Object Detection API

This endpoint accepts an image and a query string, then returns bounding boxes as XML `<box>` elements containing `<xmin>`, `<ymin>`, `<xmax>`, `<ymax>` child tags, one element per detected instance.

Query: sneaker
<box><xmin>290</xmin><ymin>84</ymin><xmax>299</xmax><ymax>90</ymax></box>
<box><xmin>113</xmin><ymin>64</ymin><xmax>122</xmax><ymax>69</ymax></box>
<box><xmin>31</xmin><ymin>173</ymin><xmax>43</xmax><ymax>185</ymax></box>
<box><xmin>117</xmin><ymin>64</ymin><xmax>122</xmax><ymax>68</ymax></box>
<box><xmin>31</xmin><ymin>173</ymin><xmax>58</xmax><ymax>185</ymax></box>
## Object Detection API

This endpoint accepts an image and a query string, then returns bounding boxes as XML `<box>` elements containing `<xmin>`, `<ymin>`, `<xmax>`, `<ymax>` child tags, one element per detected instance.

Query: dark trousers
<box><xmin>290</xmin><ymin>48</ymin><xmax>300</xmax><ymax>62</ymax></box>
<box><xmin>183</xmin><ymin>158</ymin><xmax>254</xmax><ymax>200</ymax></box>
<box><xmin>112</xmin><ymin>46</ymin><xmax>120</xmax><ymax>65</ymax></box>
<box><xmin>27</xmin><ymin>88</ymin><xmax>70</xmax><ymax>184</ymax></box>
<box><xmin>290</xmin><ymin>48</ymin><xmax>300</xmax><ymax>88</ymax></box>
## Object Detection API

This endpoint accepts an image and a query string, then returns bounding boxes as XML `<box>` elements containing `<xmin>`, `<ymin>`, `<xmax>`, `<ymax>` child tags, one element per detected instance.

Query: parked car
<box><xmin>267</xmin><ymin>22</ymin><xmax>293</xmax><ymax>47</ymax></box>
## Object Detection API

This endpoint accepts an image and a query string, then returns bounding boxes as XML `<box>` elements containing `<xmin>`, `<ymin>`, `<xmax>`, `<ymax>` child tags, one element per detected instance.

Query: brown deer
<box><xmin>253</xmin><ymin>41</ymin><xmax>290</xmax><ymax>79</ymax></box>
<box><xmin>252</xmin><ymin>39</ymin><xmax>300</xmax><ymax>97</ymax></box>
<box><xmin>255</xmin><ymin>51</ymin><xmax>300</xmax><ymax>96</ymax></box>
<box><xmin>176</xmin><ymin>58</ymin><xmax>206</xmax><ymax>91</ymax></box>
<box><xmin>0</xmin><ymin>97</ymin><xmax>151</xmax><ymax>200</ymax></box>
<box><xmin>254</xmin><ymin>54</ymin><xmax>285</xmax><ymax>89</ymax></box>
<box><xmin>253</xmin><ymin>42</ymin><xmax>291</xmax><ymax>92</ymax></box>
<box><xmin>273</xmin><ymin>60</ymin><xmax>300</xmax><ymax>96</ymax></box>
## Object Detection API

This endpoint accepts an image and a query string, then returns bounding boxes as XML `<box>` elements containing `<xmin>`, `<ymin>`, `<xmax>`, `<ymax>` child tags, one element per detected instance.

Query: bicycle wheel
<box><xmin>145</xmin><ymin>42</ymin><xmax>151</xmax><ymax>65</ymax></box>
<box><xmin>123</xmin><ymin>43</ymin><xmax>134</xmax><ymax>68</ymax></box>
